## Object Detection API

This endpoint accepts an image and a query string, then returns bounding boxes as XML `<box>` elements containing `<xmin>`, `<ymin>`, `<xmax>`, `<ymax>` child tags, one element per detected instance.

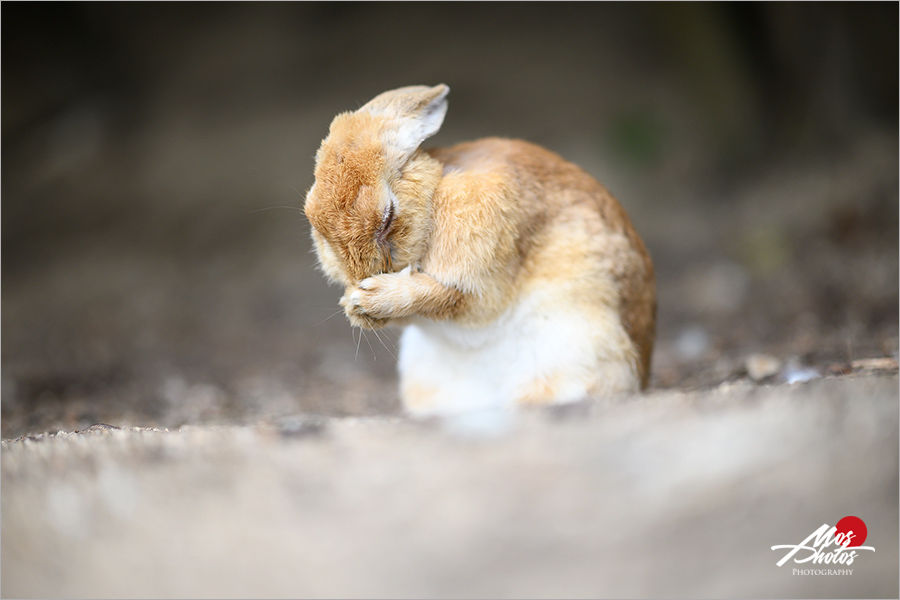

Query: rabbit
<box><xmin>304</xmin><ymin>84</ymin><xmax>656</xmax><ymax>416</ymax></box>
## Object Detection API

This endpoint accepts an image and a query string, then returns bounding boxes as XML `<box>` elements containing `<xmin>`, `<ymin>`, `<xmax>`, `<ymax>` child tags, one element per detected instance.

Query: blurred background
<box><xmin>2</xmin><ymin>2</ymin><xmax>897</xmax><ymax>438</ymax></box>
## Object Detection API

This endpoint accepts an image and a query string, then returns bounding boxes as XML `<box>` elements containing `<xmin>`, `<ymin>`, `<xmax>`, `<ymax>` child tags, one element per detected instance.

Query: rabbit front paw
<box><xmin>340</xmin><ymin>272</ymin><xmax>411</xmax><ymax>329</ymax></box>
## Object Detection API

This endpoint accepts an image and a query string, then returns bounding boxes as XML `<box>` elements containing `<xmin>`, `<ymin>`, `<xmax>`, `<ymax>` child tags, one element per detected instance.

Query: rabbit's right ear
<box><xmin>361</xmin><ymin>84</ymin><xmax>449</xmax><ymax>163</ymax></box>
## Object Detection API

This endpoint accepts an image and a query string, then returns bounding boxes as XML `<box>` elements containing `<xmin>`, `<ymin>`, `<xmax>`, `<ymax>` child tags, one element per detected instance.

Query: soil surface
<box><xmin>3</xmin><ymin>376</ymin><xmax>898</xmax><ymax>598</ymax></box>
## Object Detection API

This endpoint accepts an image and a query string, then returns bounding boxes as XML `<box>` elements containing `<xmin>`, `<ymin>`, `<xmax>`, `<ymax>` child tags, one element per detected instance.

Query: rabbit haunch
<box><xmin>304</xmin><ymin>84</ymin><xmax>656</xmax><ymax>415</ymax></box>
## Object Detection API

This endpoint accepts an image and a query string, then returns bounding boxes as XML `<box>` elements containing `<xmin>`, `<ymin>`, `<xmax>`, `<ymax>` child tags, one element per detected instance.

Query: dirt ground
<box><xmin>3</xmin><ymin>375</ymin><xmax>898</xmax><ymax>599</ymax></box>
<box><xmin>2</xmin><ymin>4</ymin><xmax>898</xmax><ymax>598</ymax></box>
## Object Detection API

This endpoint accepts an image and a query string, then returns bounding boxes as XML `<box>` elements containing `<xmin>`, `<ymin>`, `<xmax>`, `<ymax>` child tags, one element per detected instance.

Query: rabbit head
<box><xmin>304</xmin><ymin>84</ymin><xmax>449</xmax><ymax>287</ymax></box>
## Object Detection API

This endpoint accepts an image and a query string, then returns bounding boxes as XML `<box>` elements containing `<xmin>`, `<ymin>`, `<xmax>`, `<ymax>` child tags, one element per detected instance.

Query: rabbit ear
<box><xmin>361</xmin><ymin>84</ymin><xmax>449</xmax><ymax>160</ymax></box>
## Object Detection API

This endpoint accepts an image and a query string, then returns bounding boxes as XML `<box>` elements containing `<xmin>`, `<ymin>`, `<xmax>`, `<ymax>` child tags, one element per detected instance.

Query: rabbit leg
<box><xmin>341</xmin><ymin>266</ymin><xmax>463</xmax><ymax>326</ymax></box>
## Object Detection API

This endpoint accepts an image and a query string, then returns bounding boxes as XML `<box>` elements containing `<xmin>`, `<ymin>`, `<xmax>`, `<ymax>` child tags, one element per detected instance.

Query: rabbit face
<box><xmin>305</xmin><ymin>85</ymin><xmax>450</xmax><ymax>288</ymax></box>
<box><xmin>305</xmin><ymin>114</ymin><xmax>395</xmax><ymax>285</ymax></box>
<box><xmin>305</xmin><ymin>114</ymin><xmax>438</xmax><ymax>287</ymax></box>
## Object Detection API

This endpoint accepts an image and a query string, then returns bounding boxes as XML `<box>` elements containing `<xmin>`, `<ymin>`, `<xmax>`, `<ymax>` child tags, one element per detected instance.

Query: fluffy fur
<box><xmin>304</xmin><ymin>84</ymin><xmax>656</xmax><ymax>415</ymax></box>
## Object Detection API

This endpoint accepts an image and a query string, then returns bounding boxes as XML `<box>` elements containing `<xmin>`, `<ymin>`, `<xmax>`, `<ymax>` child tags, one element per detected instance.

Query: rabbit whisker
<box><xmin>247</xmin><ymin>205</ymin><xmax>304</xmax><ymax>214</ymax></box>
<box><xmin>314</xmin><ymin>309</ymin><xmax>345</xmax><ymax>327</ymax></box>
<box><xmin>361</xmin><ymin>329</ymin><xmax>377</xmax><ymax>361</ymax></box>
<box><xmin>370</xmin><ymin>327</ymin><xmax>397</xmax><ymax>362</ymax></box>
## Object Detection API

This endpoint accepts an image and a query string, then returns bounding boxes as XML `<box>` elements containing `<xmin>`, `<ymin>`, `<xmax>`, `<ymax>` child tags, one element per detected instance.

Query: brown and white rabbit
<box><xmin>304</xmin><ymin>84</ymin><xmax>656</xmax><ymax>416</ymax></box>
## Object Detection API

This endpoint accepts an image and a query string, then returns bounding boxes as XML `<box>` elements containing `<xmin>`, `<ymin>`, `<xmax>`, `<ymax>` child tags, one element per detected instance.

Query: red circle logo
<box><xmin>835</xmin><ymin>516</ymin><xmax>867</xmax><ymax>547</ymax></box>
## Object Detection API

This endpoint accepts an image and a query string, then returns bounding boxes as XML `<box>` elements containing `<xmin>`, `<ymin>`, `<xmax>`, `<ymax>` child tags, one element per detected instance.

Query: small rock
<box><xmin>79</xmin><ymin>423</ymin><xmax>121</xmax><ymax>434</ymax></box>
<box><xmin>783</xmin><ymin>365</ymin><xmax>821</xmax><ymax>385</ymax></box>
<box><xmin>850</xmin><ymin>357</ymin><xmax>899</xmax><ymax>372</ymax></box>
<box><xmin>745</xmin><ymin>353</ymin><xmax>783</xmax><ymax>382</ymax></box>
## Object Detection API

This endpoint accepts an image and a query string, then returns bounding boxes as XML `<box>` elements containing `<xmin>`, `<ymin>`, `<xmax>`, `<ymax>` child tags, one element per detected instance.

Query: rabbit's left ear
<box><xmin>361</xmin><ymin>84</ymin><xmax>449</xmax><ymax>161</ymax></box>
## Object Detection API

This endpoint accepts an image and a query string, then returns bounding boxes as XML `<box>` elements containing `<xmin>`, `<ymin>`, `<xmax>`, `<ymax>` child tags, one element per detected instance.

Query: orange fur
<box><xmin>304</xmin><ymin>85</ymin><xmax>656</xmax><ymax>408</ymax></box>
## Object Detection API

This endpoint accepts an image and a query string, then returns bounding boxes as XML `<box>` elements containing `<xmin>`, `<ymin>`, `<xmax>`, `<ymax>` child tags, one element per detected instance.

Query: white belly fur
<box><xmin>397</xmin><ymin>288</ymin><xmax>639</xmax><ymax>416</ymax></box>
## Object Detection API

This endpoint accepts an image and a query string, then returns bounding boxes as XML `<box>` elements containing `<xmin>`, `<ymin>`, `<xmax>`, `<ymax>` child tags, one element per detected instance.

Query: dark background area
<box><xmin>2</xmin><ymin>2</ymin><xmax>898</xmax><ymax>438</ymax></box>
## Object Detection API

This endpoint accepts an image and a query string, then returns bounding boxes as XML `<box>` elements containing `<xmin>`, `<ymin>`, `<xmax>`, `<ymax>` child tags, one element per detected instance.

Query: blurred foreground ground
<box><xmin>3</xmin><ymin>375</ymin><xmax>898</xmax><ymax>598</ymax></box>
<box><xmin>2</xmin><ymin>4</ymin><xmax>898</xmax><ymax>598</ymax></box>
